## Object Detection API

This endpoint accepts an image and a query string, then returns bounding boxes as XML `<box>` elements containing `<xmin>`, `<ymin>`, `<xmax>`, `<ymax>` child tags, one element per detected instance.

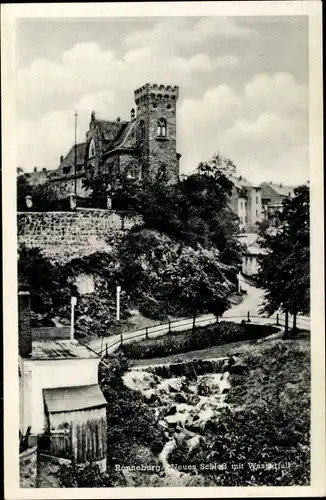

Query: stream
<box><xmin>122</xmin><ymin>358</ymin><xmax>235</xmax><ymax>482</ymax></box>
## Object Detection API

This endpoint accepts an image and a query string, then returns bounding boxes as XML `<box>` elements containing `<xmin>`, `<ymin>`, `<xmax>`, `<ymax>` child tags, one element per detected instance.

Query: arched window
<box><xmin>157</xmin><ymin>118</ymin><xmax>167</xmax><ymax>137</ymax></box>
<box><xmin>88</xmin><ymin>138</ymin><xmax>96</xmax><ymax>159</ymax></box>
<box><xmin>139</xmin><ymin>120</ymin><xmax>145</xmax><ymax>141</ymax></box>
<box><xmin>157</xmin><ymin>164</ymin><xmax>167</xmax><ymax>181</ymax></box>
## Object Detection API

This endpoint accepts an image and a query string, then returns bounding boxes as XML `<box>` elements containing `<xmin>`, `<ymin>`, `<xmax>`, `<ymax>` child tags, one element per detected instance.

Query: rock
<box><xmin>174</xmin><ymin>393</ymin><xmax>187</xmax><ymax>404</ymax></box>
<box><xmin>187</xmin><ymin>435</ymin><xmax>201</xmax><ymax>452</ymax></box>
<box><xmin>229</xmin><ymin>363</ymin><xmax>249</xmax><ymax>375</ymax></box>
<box><xmin>165</xmin><ymin>413</ymin><xmax>188</xmax><ymax>427</ymax></box>
<box><xmin>158</xmin><ymin>419</ymin><xmax>169</xmax><ymax>429</ymax></box>
<box><xmin>166</xmin><ymin>405</ymin><xmax>177</xmax><ymax>416</ymax></box>
<box><xmin>143</xmin><ymin>389</ymin><xmax>158</xmax><ymax>403</ymax></box>
<box><xmin>186</xmin><ymin>394</ymin><xmax>201</xmax><ymax>405</ymax></box>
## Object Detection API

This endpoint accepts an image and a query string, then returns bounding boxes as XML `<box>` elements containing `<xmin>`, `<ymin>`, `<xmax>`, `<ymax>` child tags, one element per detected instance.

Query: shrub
<box><xmin>119</xmin><ymin>321</ymin><xmax>279</xmax><ymax>360</ymax></box>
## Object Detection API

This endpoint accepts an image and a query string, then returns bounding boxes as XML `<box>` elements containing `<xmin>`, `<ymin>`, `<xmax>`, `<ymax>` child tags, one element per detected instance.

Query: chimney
<box><xmin>116</xmin><ymin>117</ymin><xmax>121</xmax><ymax>122</ymax></box>
<box><xmin>33</xmin><ymin>167</ymin><xmax>37</xmax><ymax>173</ymax></box>
<box><xmin>18</xmin><ymin>291</ymin><xmax>32</xmax><ymax>358</ymax></box>
<box><xmin>130</xmin><ymin>108</ymin><xmax>135</xmax><ymax>121</ymax></box>
<box><xmin>91</xmin><ymin>110</ymin><xmax>96</xmax><ymax>122</ymax></box>
<box><xmin>60</xmin><ymin>155</ymin><xmax>64</xmax><ymax>164</ymax></box>
<box><xmin>280</xmin><ymin>183</ymin><xmax>283</xmax><ymax>188</ymax></box>
<box><xmin>42</xmin><ymin>167</ymin><xmax>47</xmax><ymax>172</ymax></box>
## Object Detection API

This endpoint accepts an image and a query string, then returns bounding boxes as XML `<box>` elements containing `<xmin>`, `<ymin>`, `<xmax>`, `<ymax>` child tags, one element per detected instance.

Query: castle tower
<box><xmin>134</xmin><ymin>83</ymin><xmax>180</xmax><ymax>183</ymax></box>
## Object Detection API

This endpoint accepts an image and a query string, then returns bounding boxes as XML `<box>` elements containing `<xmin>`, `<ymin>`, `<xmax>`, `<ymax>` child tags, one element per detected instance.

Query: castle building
<box><xmin>49</xmin><ymin>83</ymin><xmax>181</xmax><ymax>199</ymax></box>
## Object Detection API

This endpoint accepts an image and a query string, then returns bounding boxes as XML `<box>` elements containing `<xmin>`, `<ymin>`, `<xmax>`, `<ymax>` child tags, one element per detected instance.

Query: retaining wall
<box><xmin>19</xmin><ymin>446</ymin><xmax>38</xmax><ymax>488</ymax></box>
<box><xmin>17</xmin><ymin>209</ymin><xmax>142</xmax><ymax>263</ymax></box>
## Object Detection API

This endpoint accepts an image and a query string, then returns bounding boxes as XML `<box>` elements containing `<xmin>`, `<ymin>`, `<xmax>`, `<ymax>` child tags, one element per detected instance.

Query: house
<box><xmin>260</xmin><ymin>181</ymin><xmax>295</xmax><ymax>227</ymax></box>
<box><xmin>18</xmin><ymin>291</ymin><xmax>107</xmax><ymax>468</ymax></box>
<box><xmin>48</xmin><ymin>143</ymin><xmax>87</xmax><ymax>198</ymax></box>
<box><xmin>238</xmin><ymin>233</ymin><xmax>265</xmax><ymax>276</ymax></box>
<box><xmin>228</xmin><ymin>175</ymin><xmax>263</xmax><ymax>231</ymax></box>
<box><xmin>49</xmin><ymin>83</ymin><xmax>181</xmax><ymax>201</ymax></box>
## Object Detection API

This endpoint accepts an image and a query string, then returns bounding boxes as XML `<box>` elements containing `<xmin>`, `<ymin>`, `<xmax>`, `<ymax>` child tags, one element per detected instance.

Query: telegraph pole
<box><xmin>74</xmin><ymin>111</ymin><xmax>78</xmax><ymax>196</ymax></box>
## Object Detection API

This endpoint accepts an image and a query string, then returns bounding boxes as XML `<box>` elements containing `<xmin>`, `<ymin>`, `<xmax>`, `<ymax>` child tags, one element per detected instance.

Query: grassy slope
<box><xmin>170</xmin><ymin>332</ymin><xmax>311</xmax><ymax>486</ymax></box>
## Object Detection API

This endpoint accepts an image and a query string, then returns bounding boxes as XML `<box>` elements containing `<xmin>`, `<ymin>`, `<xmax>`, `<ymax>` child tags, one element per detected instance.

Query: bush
<box><xmin>120</xmin><ymin>321</ymin><xmax>279</xmax><ymax>360</ymax></box>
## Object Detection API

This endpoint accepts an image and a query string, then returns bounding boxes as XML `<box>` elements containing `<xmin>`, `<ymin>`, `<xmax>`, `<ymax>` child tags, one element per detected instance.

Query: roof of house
<box><xmin>43</xmin><ymin>384</ymin><xmax>107</xmax><ymax>413</ymax></box>
<box><xmin>238</xmin><ymin>233</ymin><xmax>266</xmax><ymax>255</ymax></box>
<box><xmin>31</xmin><ymin>339</ymin><xmax>99</xmax><ymax>360</ymax></box>
<box><xmin>228</xmin><ymin>174</ymin><xmax>260</xmax><ymax>191</ymax></box>
<box><xmin>94</xmin><ymin>118</ymin><xmax>137</xmax><ymax>154</ymax></box>
<box><xmin>260</xmin><ymin>181</ymin><xmax>295</xmax><ymax>198</ymax></box>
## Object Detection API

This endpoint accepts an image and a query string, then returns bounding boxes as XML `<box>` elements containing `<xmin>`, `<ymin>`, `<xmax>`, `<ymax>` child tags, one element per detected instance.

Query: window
<box><xmin>139</xmin><ymin>120</ymin><xmax>145</xmax><ymax>141</ymax></box>
<box><xmin>256</xmin><ymin>209</ymin><xmax>259</xmax><ymax>217</ymax></box>
<box><xmin>157</xmin><ymin>165</ymin><xmax>167</xmax><ymax>181</ymax></box>
<box><xmin>88</xmin><ymin>138</ymin><xmax>96</xmax><ymax>159</ymax></box>
<box><xmin>157</xmin><ymin>117</ymin><xmax>167</xmax><ymax>137</ymax></box>
<box><xmin>256</xmin><ymin>196</ymin><xmax>259</xmax><ymax>204</ymax></box>
<box><xmin>63</xmin><ymin>166</ymin><xmax>71</xmax><ymax>174</ymax></box>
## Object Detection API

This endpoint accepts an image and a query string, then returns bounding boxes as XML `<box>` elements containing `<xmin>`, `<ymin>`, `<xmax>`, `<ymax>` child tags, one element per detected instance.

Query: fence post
<box><xmin>216</xmin><ymin>316</ymin><xmax>219</xmax><ymax>323</ymax></box>
<box><xmin>120</xmin><ymin>333</ymin><xmax>123</xmax><ymax>346</ymax></box>
<box><xmin>145</xmin><ymin>327</ymin><xmax>148</xmax><ymax>340</ymax></box>
<box><xmin>105</xmin><ymin>343</ymin><xmax>108</xmax><ymax>356</ymax></box>
<box><xmin>247</xmin><ymin>311</ymin><xmax>251</xmax><ymax>323</ymax></box>
<box><xmin>168</xmin><ymin>321</ymin><xmax>171</xmax><ymax>333</ymax></box>
<box><xmin>276</xmin><ymin>313</ymin><xmax>279</xmax><ymax>326</ymax></box>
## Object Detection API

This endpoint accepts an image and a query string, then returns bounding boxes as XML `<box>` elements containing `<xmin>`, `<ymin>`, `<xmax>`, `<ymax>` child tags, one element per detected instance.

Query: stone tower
<box><xmin>134</xmin><ymin>83</ymin><xmax>180</xmax><ymax>183</ymax></box>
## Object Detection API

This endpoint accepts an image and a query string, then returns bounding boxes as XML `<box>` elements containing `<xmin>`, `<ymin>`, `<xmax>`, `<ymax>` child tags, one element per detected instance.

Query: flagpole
<box><xmin>74</xmin><ymin>111</ymin><xmax>78</xmax><ymax>196</ymax></box>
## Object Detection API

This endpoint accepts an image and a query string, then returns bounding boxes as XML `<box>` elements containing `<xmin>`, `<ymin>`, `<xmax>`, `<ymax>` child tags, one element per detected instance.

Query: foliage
<box><xmin>18</xmin><ymin>245</ymin><xmax>66</xmax><ymax>317</ymax></box>
<box><xmin>257</xmin><ymin>185</ymin><xmax>310</xmax><ymax>330</ymax></box>
<box><xmin>99</xmin><ymin>354</ymin><xmax>166</xmax><ymax>469</ymax></box>
<box><xmin>120</xmin><ymin>321</ymin><xmax>279</xmax><ymax>360</ymax></box>
<box><xmin>17</xmin><ymin>174</ymin><xmax>63</xmax><ymax>211</ymax></box>
<box><xmin>17</xmin><ymin>246</ymin><xmax>129</xmax><ymax>333</ymax></box>
<box><xmin>59</xmin><ymin>461</ymin><xmax>123</xmax><ymax>487</ymax></box>
<box><xmin>169</xmin><ymin>338</ymin><xmax>310</xmax><ymax>486</ymax></box>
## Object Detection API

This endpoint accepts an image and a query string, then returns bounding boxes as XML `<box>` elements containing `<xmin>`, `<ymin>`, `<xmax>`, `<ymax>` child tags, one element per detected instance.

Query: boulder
<box><xmin>143</xmin><ymin>389</ymin><xmax>158</xmax><ymax>403</ymax></box>
<box><xmin>166</xmin><ymin>404</ymin><xmax>177</xmax><ymax>416</ymax></box>
<box><xmin>187</xmin><ymin>435</ymin><xmax>201</xmax><ymax>452</ymax></box>
<box><xmin>174</xmin><ymin>393</ymin><xmax>187</xmax><ymax>404</ymax></box>
<box><xmin>229</xmin><ymin>363</ymin><xmax>249</xmax><ymax>375</ymax></box>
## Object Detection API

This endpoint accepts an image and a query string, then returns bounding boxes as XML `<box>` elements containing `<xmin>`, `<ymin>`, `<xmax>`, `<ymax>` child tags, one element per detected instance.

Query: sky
<box><xmin>16</xmin><ymin>15</ymin><xmax>309</xmax><ymax>185</ymax></box>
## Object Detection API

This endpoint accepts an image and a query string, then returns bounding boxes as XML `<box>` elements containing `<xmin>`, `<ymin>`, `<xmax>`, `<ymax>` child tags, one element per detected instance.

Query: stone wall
<box><xmin>20</xmin><ymin>446</ymin><xmax>38</xmax><ymax>488</ymax></box>
<box><xmin>17</xmin><ymin>209</ymin><xmax>142</xmax><ymax>263</ymax></box>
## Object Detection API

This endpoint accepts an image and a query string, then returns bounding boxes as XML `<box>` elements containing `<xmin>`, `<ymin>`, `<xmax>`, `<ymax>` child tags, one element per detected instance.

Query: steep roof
<box><xmin>228</xmin><ymin>174</ymin><xmax>254</xmax><ymax>190</ymax></box>
<box><xmin>60</xmin><ymin>143</ymin><xmax>85</xmax><ymax>168</ymax></box>
<box><xmin>94</xmin><ymin>119</ymin><xmax>137</xmax><ymax>154</ymax></box>
<box><xmin>260</xmin><ymin>182</ymin><xmax>295</xmax><ymax>198</ymax></box>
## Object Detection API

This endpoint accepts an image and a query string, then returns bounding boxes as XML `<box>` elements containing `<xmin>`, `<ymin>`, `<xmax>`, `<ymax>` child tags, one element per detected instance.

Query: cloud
<box><xmin>178</xmin><ymin>73</ymin><xmax>308</xmax><ymax>185</ymax></box>
<box><xmin>125</xmin><ymin>17</ymin><xmax>256</xmax><ymax>49</ymax></box>
<box><xmin>16</xmin><ymin>19</ymin><xmax>308</xmax><ymax>187</ymax></box>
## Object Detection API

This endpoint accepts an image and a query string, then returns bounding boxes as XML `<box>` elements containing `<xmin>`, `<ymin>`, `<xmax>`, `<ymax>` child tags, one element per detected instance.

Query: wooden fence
<box><xmin>38</xmin><ymin>417</ymin><xmax>107</xmax><ymax>463</ymax></box>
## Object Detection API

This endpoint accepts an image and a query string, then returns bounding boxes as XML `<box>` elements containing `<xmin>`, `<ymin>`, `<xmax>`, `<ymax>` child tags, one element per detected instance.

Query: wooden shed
<box><xmin>42</xmin><ymin>384</ymin><xmax>107</xmax><ymax>465</ymax></box>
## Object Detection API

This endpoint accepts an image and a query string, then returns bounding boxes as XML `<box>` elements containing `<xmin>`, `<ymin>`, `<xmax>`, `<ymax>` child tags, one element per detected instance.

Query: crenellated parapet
<box><xmin>134</xmin><ymin>83</ymin><xmax>179</xmax><ymax>104</ymax></box>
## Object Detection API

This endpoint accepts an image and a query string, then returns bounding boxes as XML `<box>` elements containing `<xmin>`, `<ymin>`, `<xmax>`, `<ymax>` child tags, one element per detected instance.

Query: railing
<box><xmin>96</xmin><ymin>311</ymin><xmax>310</xmax><ymax>358</ymax></box>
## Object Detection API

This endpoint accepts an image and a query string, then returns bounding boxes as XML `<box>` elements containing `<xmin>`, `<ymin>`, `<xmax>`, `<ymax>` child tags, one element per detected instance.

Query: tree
<box><xmin>257</xmin><ymin>185</ymin><xmax>310</xmax><ymax>337</ymax></box>
<box><xmin>17</xmin><ymin>175</ymin><xmax>62</xmax><ymax>211</ymax></box>
<box><xmin>162</xmin><ymin>245</ymin><xmax>236</xmax><ymax>331</ymax></box>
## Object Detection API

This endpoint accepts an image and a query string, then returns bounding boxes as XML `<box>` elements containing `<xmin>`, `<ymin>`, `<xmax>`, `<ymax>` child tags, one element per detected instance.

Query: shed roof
<box><xmin>43</xmin><ymin>384</ymin><xmax>107</xmax><ymax>413</ymax></box>
<box><xmin>31</xmin><ymin>340</ymin><xmax>99</xmax><ymax>360</ymax></box>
